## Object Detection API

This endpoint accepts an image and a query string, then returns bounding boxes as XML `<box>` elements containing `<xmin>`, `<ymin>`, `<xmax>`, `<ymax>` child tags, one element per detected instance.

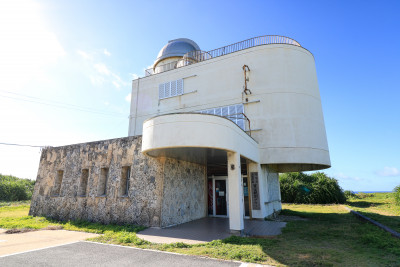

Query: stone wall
<box><xmin>29</xmin><ymin>136</ymin><xmax>207</xmax><ymax>227</ymax></box>
<box><xmin>161</xmin><ymin>159</ymin><xmax>206</xmax><ymax>227</ymax></box>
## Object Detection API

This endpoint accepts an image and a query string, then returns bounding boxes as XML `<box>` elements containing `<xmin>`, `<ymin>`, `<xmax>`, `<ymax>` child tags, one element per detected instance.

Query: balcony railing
<box><xmin>145</xmin><ymin>35</ymin><xmax>301</xmax><ymax>76</ymax></box>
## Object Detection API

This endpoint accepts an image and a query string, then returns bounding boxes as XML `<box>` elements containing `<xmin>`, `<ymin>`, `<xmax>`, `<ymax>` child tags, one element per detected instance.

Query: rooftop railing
<box><xmin>145</xmin><ymin>35</ymin><xmax>301</xmax><ymax>76</ymax></box>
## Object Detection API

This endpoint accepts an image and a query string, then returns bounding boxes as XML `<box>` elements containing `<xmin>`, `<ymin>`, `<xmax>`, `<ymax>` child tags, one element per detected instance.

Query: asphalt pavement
<box><xmin>0</xmin><ymin>241</ymin><xmax>243</xmax><ymax>267</ymax></box>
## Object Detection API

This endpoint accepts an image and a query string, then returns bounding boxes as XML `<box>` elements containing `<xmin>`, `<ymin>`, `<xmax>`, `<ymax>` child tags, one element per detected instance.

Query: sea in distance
<box><xmin>353</xmin><ymin>191</ymin><xmax>393</xmax><ymax>193</ymax></box>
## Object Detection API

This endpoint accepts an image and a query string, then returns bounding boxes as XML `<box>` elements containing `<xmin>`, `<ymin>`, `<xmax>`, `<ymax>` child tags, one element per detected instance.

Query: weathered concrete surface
<box><xmin>29</xmin><ymin>136</ymin><xmax>206</xmax><ymax>227</ymax></box>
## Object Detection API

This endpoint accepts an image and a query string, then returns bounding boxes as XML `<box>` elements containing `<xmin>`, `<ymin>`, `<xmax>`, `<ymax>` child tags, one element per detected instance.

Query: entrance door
<box><xmin>207</xmin><ymin>177</ymin><xmax>228</xmax><ymax>217</ymax></box>
<box><xmin>215</xmin><ymin>179</ymin><xmax>227</xmax><ymax>216</ymax></box>
<box><xmin>243</xmin><ymin>176</ymin><xmax>250</xmax><ymax>217</ymax></box>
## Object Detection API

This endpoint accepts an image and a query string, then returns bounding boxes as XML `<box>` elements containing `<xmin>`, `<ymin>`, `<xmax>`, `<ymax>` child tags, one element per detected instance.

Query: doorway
<box><xmin>207</xmin><ymin>177</ymin><xmax>228</xmax><ymax>217</ymax></box>
<box><xmin>243</xmin><ymin>175</ymin><xmax>250</xmax><ymax>218</ymax></box>
<box><xmin>208</xmin><ymin>175</ymin><xmax>252</xmax><ymax>218</ymax></box>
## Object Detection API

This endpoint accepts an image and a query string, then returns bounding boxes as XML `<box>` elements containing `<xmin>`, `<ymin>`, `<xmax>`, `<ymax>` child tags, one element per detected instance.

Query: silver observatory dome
<box><xmin>154</xmin><ymin>38</ymin><xmax>200</xmax><ymax>67</ymax></box>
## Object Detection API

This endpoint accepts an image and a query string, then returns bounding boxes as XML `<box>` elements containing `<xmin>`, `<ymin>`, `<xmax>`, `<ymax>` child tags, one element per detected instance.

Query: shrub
<box><xmin>394</xmin><ymin>185</ymin><xmax>400</xmax><ymax>206</ymax></box>
<box><xmin>344</xmin><ymin>190</ymin><xmax>356</xmax><ymax>199</ymax></box>
<box><xmin>0</xmin><ymin>174</ymin><xmax>35</xmax><ymax>201</ymax></box>
<box><xmin>279</xmin><ymin>172</ymin><xmax>346</xmax><ymax>204</ymax></box>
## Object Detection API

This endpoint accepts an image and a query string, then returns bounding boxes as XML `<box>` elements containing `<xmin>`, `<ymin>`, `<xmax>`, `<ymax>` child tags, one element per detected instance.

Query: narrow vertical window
<box><xmin>176</xmin><ymin>79</ymin><xmax>184</xmax><ymax>95</ymax></box>
<box><xmin>120</xmin><ymin>166</ymin><xmax>131</xmax><ymax>196</ymax></box>
<box><xmin>79</xmin><ymin>169</ymin><xmax>89</xmax><ymax>196</ymax></box>
<box><xmin>159</xmin><ymin>83</ymin><xmax>165</xmax><ymax>99</ymax></box>
<box><xmin>98</xmin><ymin>168</ymin><xmax>109</xmax><ymax>196</ymax></box>
<box><xmin>53</xmin><ymin>170</ymin><xmax>64</xmax><ymax>196</ymax></box>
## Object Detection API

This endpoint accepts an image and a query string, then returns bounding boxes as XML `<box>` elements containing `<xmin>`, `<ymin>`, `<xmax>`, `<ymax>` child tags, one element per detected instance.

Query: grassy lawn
<box><xmin>346</xmin><ymin>192</ymin><xmax>400</xmax><ymax>233</ymax></box>
<box><xmin>1</xmin><ymin>202</ymin><xmax>399</xmax><ymax>266</ymax></box>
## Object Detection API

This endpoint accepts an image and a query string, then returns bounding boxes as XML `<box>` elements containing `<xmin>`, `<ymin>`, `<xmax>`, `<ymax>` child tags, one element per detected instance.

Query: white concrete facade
<box><xmin>130</xmin><ymin>36</ymin><xmax>330</xmax><ymax>232</ymax></box>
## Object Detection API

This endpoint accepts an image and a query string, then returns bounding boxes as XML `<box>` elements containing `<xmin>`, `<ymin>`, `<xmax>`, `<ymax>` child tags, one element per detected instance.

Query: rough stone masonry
<box><xmin>29</xmin><ymin>136</ymin><xmax>206</xmax><ymax>227</ymax></box>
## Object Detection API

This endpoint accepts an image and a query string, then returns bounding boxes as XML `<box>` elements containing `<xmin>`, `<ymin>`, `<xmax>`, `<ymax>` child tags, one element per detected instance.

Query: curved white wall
<box><xmin>142</xmin><ymin>113</ymin><xmax>259</xmax><ymax>163</ymax></box>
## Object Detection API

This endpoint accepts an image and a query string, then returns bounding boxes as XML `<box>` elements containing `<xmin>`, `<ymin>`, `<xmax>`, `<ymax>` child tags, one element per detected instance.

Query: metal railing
<box><xmin>145</xmin><ymin>35</ymin><xmax>301</xmax><ymax>76</ymax></box>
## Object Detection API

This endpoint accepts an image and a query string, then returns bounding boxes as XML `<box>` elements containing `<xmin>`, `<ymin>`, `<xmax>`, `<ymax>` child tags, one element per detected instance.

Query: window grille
<box><xmin>159</xmin><ymin>79</ymin><xmax>184</xmax><ymax>99</ymax></box>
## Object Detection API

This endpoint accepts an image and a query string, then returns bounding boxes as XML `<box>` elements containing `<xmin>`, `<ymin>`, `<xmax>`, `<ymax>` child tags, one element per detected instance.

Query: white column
<box><xmin>227</xmin><ymin>151</ymin><xmax>244</xmax><ymax>234</ymax></box>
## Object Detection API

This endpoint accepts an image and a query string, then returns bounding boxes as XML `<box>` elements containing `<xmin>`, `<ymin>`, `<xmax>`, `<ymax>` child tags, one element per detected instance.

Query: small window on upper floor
<box><xmin>120</xmin><ymin>166</ymin><xmax>131</xmax><ymax>197</ymax></box>
<box><xmin>53</xmin><ymin>170</ymin><xmax>64</xmax><ymax>196</ymax></box>
<box><xmin>159</xmin><ymin>79</ymin><xmax>184</xmax><ymax>99</ymax></box>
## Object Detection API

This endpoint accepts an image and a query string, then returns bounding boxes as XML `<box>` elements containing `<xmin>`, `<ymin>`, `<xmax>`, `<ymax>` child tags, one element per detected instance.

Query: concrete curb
<box><xmin>344</xmin><ymin>206</ymin><xmax>400</xmax><ymax>239</ymax></box>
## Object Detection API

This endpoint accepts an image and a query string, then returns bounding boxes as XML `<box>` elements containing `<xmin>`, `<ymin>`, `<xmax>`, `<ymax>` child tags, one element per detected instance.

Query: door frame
<box><xmin>208</xmin><ymin>176</ymin><xmax>229</xmax><ymax>218</ymax></box>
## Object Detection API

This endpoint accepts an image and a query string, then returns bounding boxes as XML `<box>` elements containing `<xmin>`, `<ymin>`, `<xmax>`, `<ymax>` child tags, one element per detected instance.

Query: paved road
<box><xmin>0</xmin><ymin>229</ymin><xmax>99</xmax><ymax>256</ymax></box>
<box><xmin>0</xmin><ymin>241</ymin><xmax>242</xmax><ymax>267</ymax></box>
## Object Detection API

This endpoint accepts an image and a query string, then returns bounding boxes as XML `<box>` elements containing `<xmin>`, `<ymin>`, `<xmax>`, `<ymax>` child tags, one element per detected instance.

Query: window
<box><xmin>120</xmin><ymin>166</ymin><xmax>131</xmax><ymax>196</ymax></box>
<box><xmin>79</xmin><ymin>169</ymin><xmax>89</xmax><ymax>196</ymax></box>
<box><xmin>53</xmin><ymin>170</ymin><xmax>64</xmax><ymax>196</ymax></box>
<box><xmin>159</xmin><ymin>79</ymin><xmax>184</xmax><ymax>99</ymax></box>
<box><xmin>199</xmin><ymin>104</ymin><xmax>245</xmax><ymax>130</ymax></box>
<box><xmin>97</xmin><ymin>168</ymin><xmax>109</xmax><ymax>196</ymax></box>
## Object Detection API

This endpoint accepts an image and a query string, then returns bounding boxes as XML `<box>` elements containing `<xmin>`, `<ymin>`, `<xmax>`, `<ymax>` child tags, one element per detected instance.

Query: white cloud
<box><xmin>89</xmin><ymin>75</ymin><xmax>105</xmax><ymax>86</ymax></box>
<box><xmin>335</xmin><ymin>173</ymin><xmax>362</xmax><ymax>181</ymax></box>
<box><xmin>77</xmin><ymin>50</ymin><xmax>92</xmax><ymax>60</ymax></box>
<box><xmin>376</xmin><ymin>167</ymin><xmax>400</xmax><ymax>177</ymax></box>
<box><xmin>131</xmin><ymin>73</ymin><xmax>139</xmax><ymax>80</ymax></box>
<box><xmin>112</xmin><ymin>81</ymin><xmax>120</xmax><ymax>88</ymax></box>
<box><xmin>77</xmin><ymin>50</ymin><xmax>128</xmax><ymax>89</ymax></box>
<box><xmin>94</xmin><ymin>63</ymin><xmax>111</xmax><ymax>75</ymax></box>
<box><xmin>103</xmin><ymin>49</ymin><xmax>111</xmax><ymax>56</ymax></box>
<box><xmin>125</xmin><ymin>93</ymin><xmax>131</xmax><ymax>103</ymax></box>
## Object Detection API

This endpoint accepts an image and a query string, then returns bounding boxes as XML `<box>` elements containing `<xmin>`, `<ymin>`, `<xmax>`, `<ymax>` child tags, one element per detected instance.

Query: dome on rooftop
<box><xmin>154</xmin><ymin>38</ymin><xmax>200</xmax><ymax>67</ymax></box>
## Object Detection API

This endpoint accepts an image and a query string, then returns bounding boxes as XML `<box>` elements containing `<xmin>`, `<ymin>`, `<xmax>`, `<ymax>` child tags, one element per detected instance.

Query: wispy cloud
<box><xmin>103</xmin><ymin>49</ymin><xmax>111</xmax><ymax>56</ymax></box>
<box><xmin>77</xmin><ymin>50</ymin><xmax>92</xmax><ymax>60</ymax></box>
<box><xmin>335</xmin><ymin>173</ymin><xmax>362</xmax><ymax>181</ymax></box>
<box><xmin>131</xmin><ymin>73</ymin><xmax>139</xmax><ymax>80</ymax></box>
<box><xmin>94</xmin><ymin>63</ymin><xmax>111</xmax><ymax>75</ymax></box>
<box><xmin>77</xmin><ymin>49</ymin><xmax>128</xmax><ymax>89</ymax></box>
<box><xmin>376</xmin><ymin>167</ymin><xmax>400</xmax><ymax>177</ymax></box>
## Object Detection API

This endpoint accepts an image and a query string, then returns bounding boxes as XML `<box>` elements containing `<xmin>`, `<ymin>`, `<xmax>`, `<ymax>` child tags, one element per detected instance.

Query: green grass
<box><xmin>1</xmin><ymin>201</ymin><xmax>400</xmax><ymax>266</ymax></box>
<box><xmin>0</xmin><ymin>200</ymin><xmax>31</xmax><ymax>208</ymax></box>
<box><xmin>346</xmin><ymin>192</ymin><xmax>400</xmax><ymax>233</ymax></box>
<box><xmin>0</xmin><ymin>204</ymin><xmax>145</xmax><ymax>234</ymax></box>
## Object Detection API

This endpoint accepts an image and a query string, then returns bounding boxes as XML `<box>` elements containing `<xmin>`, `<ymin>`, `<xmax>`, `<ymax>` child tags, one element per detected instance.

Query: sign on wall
<box><xmin>250</xmin><ymin>172</ymin><xmax>260</xmax><ymax>210</ymax></box>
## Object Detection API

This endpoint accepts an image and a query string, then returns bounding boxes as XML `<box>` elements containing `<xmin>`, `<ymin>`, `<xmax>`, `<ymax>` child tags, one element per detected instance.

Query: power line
<box><xmin>0</xmin><ymin>142</ymin><xmax>46</xmax><ymax>148</ymax></box>
<box><xmin>0</xmin><ymin>90</ymin><xmax>128</xmax><ymax>118</ymax></box>
<box><xmin>0</xmin><ymin>90</ymin><xmax>124</xmax><ymax>115</ymax></box>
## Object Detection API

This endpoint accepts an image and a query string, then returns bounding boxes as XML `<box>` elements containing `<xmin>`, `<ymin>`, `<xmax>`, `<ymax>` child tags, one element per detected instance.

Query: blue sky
<box><xmin>0</xmin><ymin>0</ymin><xmax>399</xmax><ymax>191</ymax></box>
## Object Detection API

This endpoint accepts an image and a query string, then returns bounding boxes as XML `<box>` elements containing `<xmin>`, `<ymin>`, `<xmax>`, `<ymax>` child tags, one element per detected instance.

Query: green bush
<box><xmin>0</xmin><ymin>174</ymin><xmax>35</xmax><ymax>201</ymax></box>
<box><xmin>344</xmin><ymin>190</ymin><xmax>356</xmax><ymax>199</ymax></box>
<box><xmin>279</xmin><ymin>172</ymin><xmax>346</xmax><ymax>204</ymax></box>
<box><xmin>394</xmin><ymin>185</ymin><xmax>400</xmax><ymax>206</ymax></box>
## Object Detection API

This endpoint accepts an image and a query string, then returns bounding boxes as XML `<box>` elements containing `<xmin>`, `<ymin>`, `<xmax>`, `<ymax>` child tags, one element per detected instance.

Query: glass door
<box><xmin>243</xmin><ymin>176</ymin><xmax>250</xmax><ymax>217</ymax></box>
<box><xmin>214</xmin><ymin>179</ymin><xmax>227</xmax><ymax>216</ymax></box>
<box><xmin>207</xmin><ymin>177</ymin><xmax>228</xmax><ymax>217</ymax></box>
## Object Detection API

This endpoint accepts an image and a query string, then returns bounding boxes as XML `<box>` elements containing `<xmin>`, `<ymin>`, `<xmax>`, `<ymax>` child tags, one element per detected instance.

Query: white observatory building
<box><xmin>30</xmin><ymin>35</ymin><xmax>330</xmax><ymax>235</ymax></box>
<box><xmin>129</xmin><ymin>36</ymin><xmax>330</xmax><ymax>232</ymax></box>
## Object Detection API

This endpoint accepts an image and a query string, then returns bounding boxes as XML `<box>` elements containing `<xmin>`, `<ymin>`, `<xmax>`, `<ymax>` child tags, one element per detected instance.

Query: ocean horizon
<box><xmin>353</xmin><ymin>191</ymin><xmax>393</xmax><ymax>193</ymax></box>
